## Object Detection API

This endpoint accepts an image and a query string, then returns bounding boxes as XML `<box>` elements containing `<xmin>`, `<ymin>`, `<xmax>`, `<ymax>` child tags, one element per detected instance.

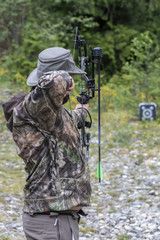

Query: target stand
<box><xmin>139</xmin><ymin>103</ymin><xmax>157</xmax><ymax>121</ymax></box>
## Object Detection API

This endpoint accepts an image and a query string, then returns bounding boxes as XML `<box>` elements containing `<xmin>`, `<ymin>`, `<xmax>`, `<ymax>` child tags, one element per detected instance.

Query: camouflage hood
<box><xmin>2</xmin><ymin>70</ymin><xmax>91</xmax><ymax>213</ymax></box>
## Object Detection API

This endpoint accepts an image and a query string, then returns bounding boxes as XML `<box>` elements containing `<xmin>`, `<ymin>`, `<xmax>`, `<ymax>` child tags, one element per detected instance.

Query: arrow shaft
<box><xmin>98</xmin><ymin>57</ymin><xmax>101</xmax><ymax>183</ymax></box>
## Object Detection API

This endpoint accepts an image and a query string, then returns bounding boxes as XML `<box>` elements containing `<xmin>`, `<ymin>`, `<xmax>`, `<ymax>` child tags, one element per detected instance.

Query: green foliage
<box><xmin>109</xmin><ymin>31</ymin><xmax>160</xmax><ymax>112</ymax></box>
<box><xmin>0</xmin><ymin>0</ymin><xmax>30</xmax><ymax>53</ymax></box>
<box><xmin>117</xmin><ymin>235</ymin><xmax>130</xmax><ymax>240</ymax></box>
<box><xmin>1</xmin><ymin>0</ymin><xmax>160</xmax><ymax>111</ymax></box>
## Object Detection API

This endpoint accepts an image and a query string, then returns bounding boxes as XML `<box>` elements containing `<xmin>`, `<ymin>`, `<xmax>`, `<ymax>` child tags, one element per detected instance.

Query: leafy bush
<box><xmin>106</xmin><ymin>31</ymin><xmax>160</xmax><ymax>112</ymax></box>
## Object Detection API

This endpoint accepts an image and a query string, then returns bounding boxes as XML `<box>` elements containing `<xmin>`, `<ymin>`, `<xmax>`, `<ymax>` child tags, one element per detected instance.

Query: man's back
<box><xmin>3</xmin><ymin>70</ymin><xmax>91</xmax><ymax>214</ymax></box>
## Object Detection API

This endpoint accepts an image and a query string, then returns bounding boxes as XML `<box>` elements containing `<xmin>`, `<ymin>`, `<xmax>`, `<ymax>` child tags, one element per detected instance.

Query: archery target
<box><xmin>139</xmin><ymin>103</ymin><xmax>157</xmax><ymax>121</ymax></box>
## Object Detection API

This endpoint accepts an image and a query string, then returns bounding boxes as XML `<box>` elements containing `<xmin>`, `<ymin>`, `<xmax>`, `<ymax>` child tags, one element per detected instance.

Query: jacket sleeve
<box><xmin>68</xmin><ymin>108</ymin><xmax>88</xmax><ymax>128</ymax></box>
<box><xmin>25</xmin><ymin>71</ymin><xmax>72</xmax><ymax>131</ymax></box>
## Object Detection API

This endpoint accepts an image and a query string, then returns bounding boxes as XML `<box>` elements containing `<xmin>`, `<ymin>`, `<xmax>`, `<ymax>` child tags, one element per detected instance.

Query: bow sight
<box><xmin>74</xmin><ymin>28</ymin><xmax>102</xmax><ymax>104</ymax></box>
<box><xmin>73</xmin><ymin>27</ymin><xmax>103</xmax><ymax>183</ymax></box>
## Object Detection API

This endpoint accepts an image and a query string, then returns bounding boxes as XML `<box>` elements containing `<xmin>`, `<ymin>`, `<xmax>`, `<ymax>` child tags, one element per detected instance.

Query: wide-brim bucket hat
<box><xmin>27</xmin><ymin>47</ymin><xmax>86</xmax><ymax>86</ymax></box>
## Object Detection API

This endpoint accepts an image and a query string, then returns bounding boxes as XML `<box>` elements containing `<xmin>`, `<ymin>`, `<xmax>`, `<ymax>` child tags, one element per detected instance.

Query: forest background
<box><xmin>1</xmin><ymin>0</ymin><xmax>160</xmax><ymax>115</ymax></box>
<box><xmin>1</xmin><ymin>1</ymin><xmax>160</xmax><ymax>239</ymax></box>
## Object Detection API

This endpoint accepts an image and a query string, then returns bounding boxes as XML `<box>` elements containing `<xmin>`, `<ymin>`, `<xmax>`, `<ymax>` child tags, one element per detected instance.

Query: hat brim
<box><xmin>26</xmin><ymin>66</ymin><xmax>86</xmax><ymax>86</ymax></box>
<box><xmin>67</xmin><ymin>66</ymin><xmax>86</xmax><ymax>75</ymax></box>
<box><xmin>27</xmin><ymin>68</ymin><xmax>38</xmax><ymax>86</ymax></box>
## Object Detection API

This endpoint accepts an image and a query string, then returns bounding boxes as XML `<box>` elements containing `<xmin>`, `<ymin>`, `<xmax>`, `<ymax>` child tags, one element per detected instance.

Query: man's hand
<box><xmin>66</xmin><ymin>78</ymin><xmax>75</xmax><ymax>95</ymax></box>
<box><xmin>75</xmin><ymin>103</ymin><xmax>89</xmax><ymax>111</ymax></box>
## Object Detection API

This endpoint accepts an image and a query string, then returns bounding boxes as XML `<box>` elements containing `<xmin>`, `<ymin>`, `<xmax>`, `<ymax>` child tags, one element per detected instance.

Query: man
<box><xmin>2</xmin><ymin>47</ymin><xmax>92</xmax><ymax>240</ymax></box>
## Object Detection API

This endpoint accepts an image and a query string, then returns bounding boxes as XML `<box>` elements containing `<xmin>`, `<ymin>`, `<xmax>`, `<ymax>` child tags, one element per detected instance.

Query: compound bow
<box><xmin>73</xmin><ymin>27</ymin><xmax>102</xmax><ymax>183</ymax></box>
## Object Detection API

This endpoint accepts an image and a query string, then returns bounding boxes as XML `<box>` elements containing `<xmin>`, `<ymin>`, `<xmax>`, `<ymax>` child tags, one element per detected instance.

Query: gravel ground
<box><xmin>1</xmin><ymin>136</ymin><xmax>160</xmax><ymax>240</ymax></box>
<box><xmin>81</xmin><ymin>144</ymin><xmax>160</xmax><ymax>240</ymax></box>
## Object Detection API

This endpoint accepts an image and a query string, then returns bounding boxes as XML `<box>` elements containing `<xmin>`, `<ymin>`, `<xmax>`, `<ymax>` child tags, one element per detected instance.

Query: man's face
<box><xmin>66</xmin><ymin>76</ymin><xmax>75</xmax><ymax>95</ymax></box>
<box><xmin>63</xmin><ymin>76</ymin><xmax>75</xmax><ymax>105</ymax></box>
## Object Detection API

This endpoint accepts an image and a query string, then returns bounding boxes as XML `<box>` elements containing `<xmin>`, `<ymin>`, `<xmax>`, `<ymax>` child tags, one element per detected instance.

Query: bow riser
<box><xmin>73</xmin><ymin>27</ymin><xmax>102</xmax><ymax>183</ymax></box>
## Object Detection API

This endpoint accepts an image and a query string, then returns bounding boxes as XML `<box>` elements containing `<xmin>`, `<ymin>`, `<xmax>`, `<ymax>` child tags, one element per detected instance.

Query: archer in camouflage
<box><xmin>3</xmin><ymin>70</ymin><xmax>91</xmax><ymax>214</ymax></box>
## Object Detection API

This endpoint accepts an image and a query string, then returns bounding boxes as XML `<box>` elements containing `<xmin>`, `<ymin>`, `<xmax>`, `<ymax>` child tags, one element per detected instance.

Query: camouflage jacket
<box><xmin>2</xmin><ymin>71</ymin><xmax>91</xmax><ymax>213</ymax></box>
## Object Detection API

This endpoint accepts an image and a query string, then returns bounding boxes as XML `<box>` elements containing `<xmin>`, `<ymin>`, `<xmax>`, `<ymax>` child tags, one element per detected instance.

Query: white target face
<box><xmin>142</xmin><ymin>109</ymin><xmax>152</xmax><ymax>118</ymax></box>
<box><xmin>139</xmin><ymin>103</ymin><xmax>156</xmax><ymax>121</ymax></box>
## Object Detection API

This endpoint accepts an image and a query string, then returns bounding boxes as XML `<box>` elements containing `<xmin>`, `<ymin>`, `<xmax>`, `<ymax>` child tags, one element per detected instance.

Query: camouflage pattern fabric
<box><xmin>5</xmin><ymin>70</ymin><xmax>91</xmax><ymax>213</ymax></box>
